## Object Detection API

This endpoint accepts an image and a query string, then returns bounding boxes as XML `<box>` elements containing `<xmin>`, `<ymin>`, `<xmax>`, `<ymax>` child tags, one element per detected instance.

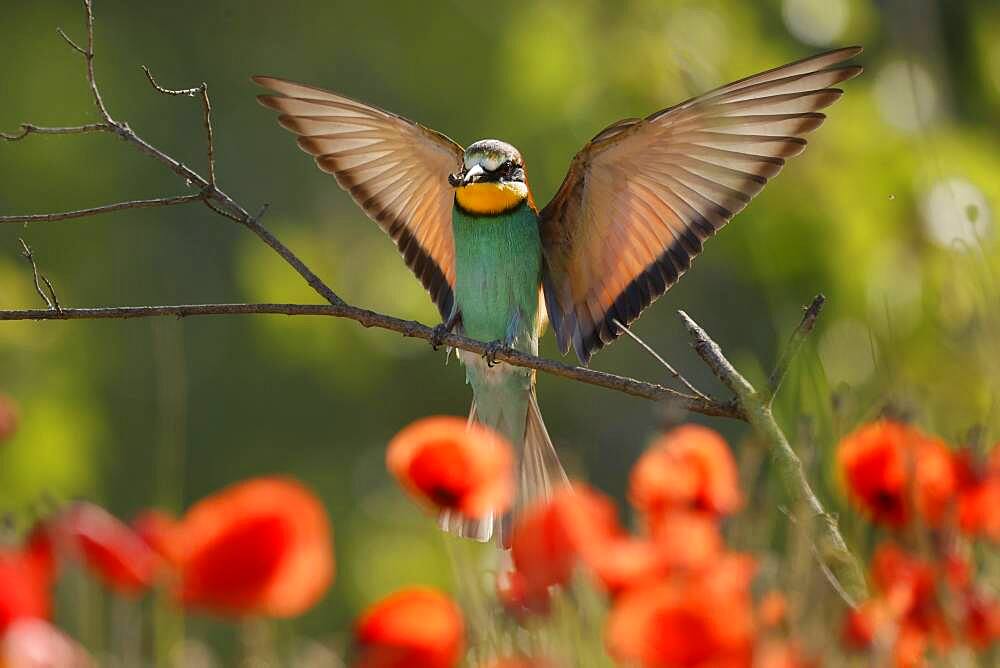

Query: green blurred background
<box><xmin>2</xmin><ymin>0</ymin><xmax>999</xmax><ymax>660</ymax></box>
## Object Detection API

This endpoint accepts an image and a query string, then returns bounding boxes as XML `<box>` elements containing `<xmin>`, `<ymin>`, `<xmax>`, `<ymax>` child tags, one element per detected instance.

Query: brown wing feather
<box><xmin>540</xmin><ymin>47</ymin><xmax>863</xmax><ymax>363</ymax></box>
<box><xmin>254</xmin><ymin>76</ymin><xmax>463</xmax><ymax>319</ymax></box>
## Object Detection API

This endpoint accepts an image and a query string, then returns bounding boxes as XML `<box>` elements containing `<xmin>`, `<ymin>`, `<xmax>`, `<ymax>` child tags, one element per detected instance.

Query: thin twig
<box><xmin>0</xmin><ymin>303</ymin><xmax>740</xmax><ymax>419</ymax></box>
<box><xmin>1</xmin><ymin>123</ymin><xmax>111</xmax><ymax>141</ymax></box>
<box><xmin>612</xmin><ymin>318</ymin><xmax>711</xmax><ymax>402</ymax></box>
<box><xmin>0</xmin><ymin>195</ymin><xmax>203</xmax><ymax>224</ymax></box>
<box><xmin>141</xmin><ymin>66</ymin><xmax>216</xmax><ymax>185</ymax></box>
<box><xmin>56</xmin><ymin>27</ymin><xmax>87</xmax><ymax>56</ymax></box>
<box><xmin>764</xmin><ymin>294</ymin><xmax>826</xmax><ymax>405</ymax></box>
<box><xmin>678</xmin><ymin>309</ymin><xmax>868</xmax><ymax>606</ymax></box>
<box><xmin>17</xmin><ymin>240</ymin><xmax>61</xmax><ymax>312</ymax></box>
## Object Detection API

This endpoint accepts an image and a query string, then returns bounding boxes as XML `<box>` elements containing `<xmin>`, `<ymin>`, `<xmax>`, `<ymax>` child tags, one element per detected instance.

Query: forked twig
<box><xmin>18</xmin><ymin>240</ymin><xmax>61</xmax><ymax>312</ymax></box>
<box><xmin>141</xmin><ymin>66</ymin><xmax>216</xmax><ymax>185</ymax></box>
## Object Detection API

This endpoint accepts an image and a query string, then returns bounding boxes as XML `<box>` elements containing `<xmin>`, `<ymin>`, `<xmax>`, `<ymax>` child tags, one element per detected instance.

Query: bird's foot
<box><xmin>482</xmin><ymin>339</ymin><xmax>505</xmax><ymax>367</ymax></box>
<box><xmin>430</xmin><ymin>323</ymin><xmax>450</xmax><ymax>351</ymax></box>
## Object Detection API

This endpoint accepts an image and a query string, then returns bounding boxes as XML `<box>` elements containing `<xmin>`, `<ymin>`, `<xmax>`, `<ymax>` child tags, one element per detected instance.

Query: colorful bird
<box><xmin>254</xmin><ymin>47</ymin><xmax>862</xmax><ymax>542</ymax></box>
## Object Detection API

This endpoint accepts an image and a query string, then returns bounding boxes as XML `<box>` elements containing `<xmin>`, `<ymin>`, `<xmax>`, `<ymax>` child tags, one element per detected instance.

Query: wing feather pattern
<box><xmin>540</xmin><ymin>47</ymin><xmax>862</xmax><ymax>363</ymax></box>
<box><xmin>254</xmin><ymin>76</ymin><xmax>463</xmax><ymax>319</ymax></box>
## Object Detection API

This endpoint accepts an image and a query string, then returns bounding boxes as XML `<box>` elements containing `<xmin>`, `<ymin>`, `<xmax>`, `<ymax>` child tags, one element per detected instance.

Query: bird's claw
<box><xmin>430</xmin><ymin>323</ymin><xmax>450</xmax><ymax>351</ymax></box>
<box><xmin>482</xmin><ymin>340</ymin><xmax>505</xmax><ymax>367</ymax></box>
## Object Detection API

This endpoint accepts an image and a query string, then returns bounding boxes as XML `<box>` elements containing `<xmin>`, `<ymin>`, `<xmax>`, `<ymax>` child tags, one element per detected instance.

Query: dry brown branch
<box><xmin>1</xmin><ymin>122</ymin><xmax>111</xmax><ymax>141</ymax></box>
<box><xmin>0</xmin><ymin>195</ymin><xmax>203</xmax><ymax>224</ymax></box>
<box><xmin>0</xmin><ymin>303</ymin><xmax>738</xmax><ymax>419</ymax></box>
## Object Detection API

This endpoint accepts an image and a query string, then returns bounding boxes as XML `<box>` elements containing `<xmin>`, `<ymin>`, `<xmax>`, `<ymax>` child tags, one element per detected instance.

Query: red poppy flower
<box><xmin>957</xmin><ymin>447</ymin><xmax>1000</xmax><ymax>541</ymax></box>
<box><xmin>964</xmin><ymin>592</ymin><xmax>1000</xmax><ymax>648</ymax></box>
<box><xmin>836</xmin><ymin>420</ymin><xmax>957</xmax><ymax>527</ymax></box>
<box><xmin>647</xmin><ymin>510</ymin><xmax>723</xmax><ymax>572</ymax></box>
<box><xmin>387</xmin><ymin>417</ymin><xmax>513</xmax><ymax>518</ymax></box>
<box><xmin>496</xmin><ymin>569</ymin><xmax>550</xmax><ymax>619</ymax></box>
<box><xmin>176</xmin><ymin>477</ymin><xmax>333</xmax><ymax>617</ymax></box>
<box><xmin>629</xmin><ymin>425</ymin><xmax>742</xmax><ymax>520</ymax></box>
<box><xmin>586</xmin><ymin>537</ymin><xmax>668</xmax><ymax>597</ymax></box>
<box><xmin>605</xmin><ymin>554</ymin><xmax>755</xmax><ymax>667</ymax></box>
<box><xmin>0</xmin><ymin>619</ymin><xmax>93</xmax><ymax>668</ymax></box>
<box><xmin>509</xmin><ymin>484</ymin><xmax>620</xmax><ymax>596</ymax></box>
<box><xmin>132</xmin><ymin>509</ymin><xmax>181</xmax><ymax>566</ymax></box>
<box><xmin>51</xmin><ymin>503</ymin><xmax>159</xmax><ymax>596</ymax></box>
<box><xmin>0</xmin><ymin>393</ymin><xmax>18</xmax><ymax>443</ymax></box>
<box><xmin>354</xmin><ymin>587</ymin><xmax>464</xmax><ymax>668</ymax></box>
<box><xmin>0</xmin><ymin>531</ymin><xmax>54</xmax><ymax>632</ymax></box>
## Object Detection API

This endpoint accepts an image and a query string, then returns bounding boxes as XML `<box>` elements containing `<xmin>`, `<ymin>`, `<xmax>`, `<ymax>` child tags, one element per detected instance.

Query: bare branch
<box><xmin>612</xmin><ymin>318</ymin><xmax>711</xmax><ymax>402</ymax></box>
<box><xmin>764</xmin><ymin>294</ymin><xmax>826</xmax><ymax>405</ymax></box>
<box><xmin>1</xmin><ymin>123</ymin><xmax>111</xmax><ymax>141</ymax></box>
<box><xmin>5</xmin><ymin>0</ymin><xmax>344</xmax><ymax>310</ymax></box>
<box><xmin>0</xmin><ymin>302</ymin><xmax>740</xmax><ymax>419</ymax></box>
<box><xmin>141</xmin><ymin>66</ymin><xmax>216</xmax><ymax>185</ymax></box>
<box><xmin>678</xmin><ymin>308</ymin><xmax>868</xmax><ymax>606</ymax></box>
<box><xmin>0</xmin><ymin>195</ymin><xmax>203</xmax><ymax>225</ymax></box>
<box><xmin>17</xmin><ymin>240</ymin><xmax>61</xmax><ymax>312</ymax></box>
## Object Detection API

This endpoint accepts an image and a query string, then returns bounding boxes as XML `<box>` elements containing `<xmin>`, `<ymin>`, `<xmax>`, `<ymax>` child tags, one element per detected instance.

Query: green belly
<box><xmin>451</xmin><ymin>202</ymin><xmax>542</xmax><ymax>354</ymax></box>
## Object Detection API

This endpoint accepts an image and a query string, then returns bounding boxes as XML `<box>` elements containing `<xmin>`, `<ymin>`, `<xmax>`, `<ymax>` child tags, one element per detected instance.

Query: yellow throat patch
<box><xmin>455</xmin><ymin>181</ymin><xmax>528</xmax><ymax>216</ymax></box>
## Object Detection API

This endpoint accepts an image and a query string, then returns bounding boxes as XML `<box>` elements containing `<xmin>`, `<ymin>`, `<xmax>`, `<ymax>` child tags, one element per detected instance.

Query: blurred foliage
<box><xmin>2</xmin><ymin>0</ymin><xmax>999</xmax><ymax>661</ymax></box>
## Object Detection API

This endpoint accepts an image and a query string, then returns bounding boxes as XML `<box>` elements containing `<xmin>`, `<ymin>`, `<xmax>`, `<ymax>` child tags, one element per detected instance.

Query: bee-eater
<box><xmin>254</xmin><ymin>47</ymin><xmax>862</xmax><ymax>542</ymax></box>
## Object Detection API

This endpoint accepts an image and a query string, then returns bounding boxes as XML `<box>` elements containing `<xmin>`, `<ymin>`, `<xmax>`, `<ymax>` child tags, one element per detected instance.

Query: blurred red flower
<box><xmin>836</xmin><ymin>420</ymin><xmax>957</xmax><ymax>527</ymax></box>
<box><xmin>629</xmin><ymin>425</ymin><xmax>742</xmax><ymax>521</ymax></box>
<box><xmin>843</xmin><ymin>541</ymin><xmax>998</xmax><ymax>663</ymax></box>
<box><xmin>509</xmin><ymin>483</ymin><xmax>619</xmax><ymax>597</ymax></box>
<box><xmin>0</xmin><ymin>619</ymin><xmax>92</xmax><ymax>668</ymax></box>
<box><xmin>387</xmin><ymin>416</ymin><xmax>513</xmax><ymax>518</ymax></box>
<box><xmin>0</xmin><ymin>394</ymin><xmax>18</xmax><ymax>443</ymax></box>
<box><xmin>0</xmin><ymin>531</ymin><xmax>54</xmax><ymax>632</ymax></box>
<box><xmin>354</xmin><ymin>587</ymin><xmax>464</xmax><ymax>668</ymax></box>
<box><xmin>605</xmin><ymin>554</ymin><xmax>755</xmax><ymax>668</ymax></box>
<box><xmin>647</xmin><ymin>510</ymin><xmax>723</xmax><ymax>572</ymax></box>
<box><xmin>175</xmin><ymin>477</ymin><xmax>333</xmax><ymax>617</ymax></box>
<box><xmin>586</xmin><ymin>537</ymin><xmax>667</xmax><ymax>597</ymax></box>
<box><xmin>496</xmin><ymin>569</ymin><xmax>550</xmax><ymax>619</ymax></box>
<box><xmin>957</xmin><ymin>446</ymin><xmax>1000</xmax><ymax>541</ymax></box>
<box><xmin>131</xmin><ymin>509</ymin><xmax>181</xmax><ymax>566</ymax></box>
<box><xmin>51</xmin><ymin>503</ymin><xmax>159</xmax><ymax>597</ymax></box>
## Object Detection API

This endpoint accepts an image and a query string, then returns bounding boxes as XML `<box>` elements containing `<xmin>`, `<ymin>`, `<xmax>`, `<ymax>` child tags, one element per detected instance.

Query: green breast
<box><xmin>451</xmin><ymin>201</ymin><xmax>542</xmax><ymax>353</ymax></box>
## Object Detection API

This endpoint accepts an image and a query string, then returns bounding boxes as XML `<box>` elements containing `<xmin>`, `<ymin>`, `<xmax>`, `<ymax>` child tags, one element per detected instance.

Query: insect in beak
<box><xmin>450</xmin><ymin>163</ymin><xmax>487</xmax><ymax>188</ymax></box>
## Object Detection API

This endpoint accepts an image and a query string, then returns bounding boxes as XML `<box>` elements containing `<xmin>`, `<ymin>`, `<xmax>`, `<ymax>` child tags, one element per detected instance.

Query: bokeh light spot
<box><xmin>919</xmin><ymin>177</ymin><xmax>992</xmax><ymax>249</ymax></box>
<box><xmin>782</xmin><ymin>0</ymin><xmax>850</xmax><ymax>47</ymax></box>
<box><xmin>874</xmin><ymin>60</ymin><xmax>940</xmax><ymax>133</ymax></box>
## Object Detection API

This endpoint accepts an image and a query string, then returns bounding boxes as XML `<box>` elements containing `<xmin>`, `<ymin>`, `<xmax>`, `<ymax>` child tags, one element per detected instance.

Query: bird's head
<box><xmin>450</xmin><ymin>139</ymin><xmax>532</xmax><ymax>215</ymax></box>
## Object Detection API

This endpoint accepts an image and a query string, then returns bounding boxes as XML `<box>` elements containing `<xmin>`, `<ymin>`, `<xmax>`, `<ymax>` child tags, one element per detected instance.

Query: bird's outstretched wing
<box><xmin>255</xmin><ymin>76</ymin><xmax>463</xmax><ymax>320</ymax></box>
<box><xmin>540</xmin><ymin>47</ymin><xmax>862</xmax><ymax>364</ymax></box>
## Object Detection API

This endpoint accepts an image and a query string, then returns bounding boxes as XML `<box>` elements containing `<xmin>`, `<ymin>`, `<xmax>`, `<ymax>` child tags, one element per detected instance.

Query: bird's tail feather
<box><xmin>438</xmin><ymin>390</ymin><xmax>568</xmax><ymax>546</ymax></box>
